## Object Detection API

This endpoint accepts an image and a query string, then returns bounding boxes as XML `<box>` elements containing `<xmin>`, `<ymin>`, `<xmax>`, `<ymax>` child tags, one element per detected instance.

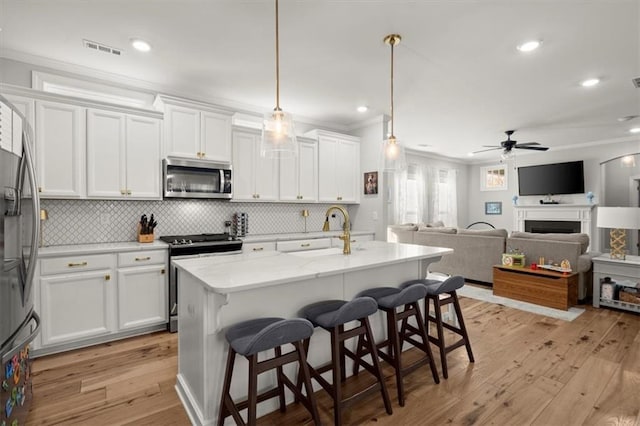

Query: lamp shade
<box><xmin>597</xmin><ymin>206</ymin><xmax>640</xmax><ymax>229</ymax></box>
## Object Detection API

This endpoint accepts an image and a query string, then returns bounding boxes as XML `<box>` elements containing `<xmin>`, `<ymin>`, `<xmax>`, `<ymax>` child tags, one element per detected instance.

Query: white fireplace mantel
<box><xmin>513</xmin><ymin>204</ymin><xmax>597</xmax><ymax>250</ymax></box>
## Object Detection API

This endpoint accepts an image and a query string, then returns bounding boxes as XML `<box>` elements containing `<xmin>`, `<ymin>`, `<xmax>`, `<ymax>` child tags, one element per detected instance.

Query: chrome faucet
<box><xmin>323</xmin><ymin>205</ymin><xmax>351</xmax><ymax>255</ymax></box>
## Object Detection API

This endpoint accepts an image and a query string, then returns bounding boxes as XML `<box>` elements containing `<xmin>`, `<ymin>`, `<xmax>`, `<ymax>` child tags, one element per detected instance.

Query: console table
<box><xmin>592</xmin><ymin>254</ymin><xmax>640</xmax><ymax>313</ymax></box>
<box><xmin>493</xmin><ymin>265</ymin><xmax>578</xmax><ymax>310</ymax></box>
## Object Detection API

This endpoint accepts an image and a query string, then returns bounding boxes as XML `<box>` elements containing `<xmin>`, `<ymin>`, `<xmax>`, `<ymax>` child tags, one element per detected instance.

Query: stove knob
<box><xmin>180</xmin><ymin>239</ymin><xmax>187</xmax><ymax>245</ymax></box>
<box><xmin>172</xmin><ymin>239</ymin><xmax>179</xmax><ymax>245</ymax></box>
<box><xmin>187</xmin><ymin>239</ymin><xmax>193</xmax><ymax>244</ymax></box>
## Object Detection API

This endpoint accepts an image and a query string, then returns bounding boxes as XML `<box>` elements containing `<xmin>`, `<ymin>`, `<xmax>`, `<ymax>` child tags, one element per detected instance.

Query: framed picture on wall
<box><xmin>364</xmin><ymin>171</ymin><xmax>378</xmax><ymax>195</ymax></box>
<box><xmin>485</xmin><ymin>201</ymin><xmax>502</xmax><ymax>215</ymax></box>
<box><xmin>480</xmin><ymin>165</ymin><xmax>508</xmax><ymax>191</ymax></box>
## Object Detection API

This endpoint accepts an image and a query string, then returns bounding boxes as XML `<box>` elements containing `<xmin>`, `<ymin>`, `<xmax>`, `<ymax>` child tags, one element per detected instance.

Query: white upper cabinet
<box><xmin>279</xmin><ymin>137</ymin><xmax>318</xmax><ymax>202</ymax></box>
<box><xmin>232</xmin><ymin>128</ymin><xmax>279</xmax><ymax>201</ymax></box>
<box><xmin>87</xmin><ymin>109</ymin><xmax>161</xmax><ymax>199</ymax></box>
<box><xmin>157</xmin><ymin>95</ymin><xmax>232</xmax><ymax>162</ymax></box>
<box><xmin>1</xmin><ymin>94</ymin><xmax>34</xmax><ymax>156</ymax></box>
<box><xmin>0</xmin><ymin>100</ymin><xmax>14</xmax><ymax>152</ymax></box>
<box><xmin>306</xmin><ymin>130</ymin><xmax>360</xmax><ymax>204</ymax></box>
<box><xmin>35</xmin><ymin>100</ymin><xmax>86</xmax><ymax>198</ymax></box>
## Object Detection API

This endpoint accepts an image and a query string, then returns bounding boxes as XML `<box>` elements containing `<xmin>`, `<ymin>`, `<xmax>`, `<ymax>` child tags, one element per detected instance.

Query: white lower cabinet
<box><xmin>276</xmin><ymin>238</ymin><xmax>332</xmax><ymax>252</ymax></box>
<box><xmin>36</xmin><ymin>247</ymin><xmax>168</xmax><ymax>354</ymax></box>
<box><xmin>40</xmin><ymin>264</ymin><xmax>115</xmax><ymax>346</ymax></box>
<box><xmin>242</xmin><ymin>241</ymin><xmax>277</xmax><ymax>253</ymax></box>
<box><xmin>117</xmin><ymin>251</ymin><xmax>168</xmax><ymax>330</ymax></box>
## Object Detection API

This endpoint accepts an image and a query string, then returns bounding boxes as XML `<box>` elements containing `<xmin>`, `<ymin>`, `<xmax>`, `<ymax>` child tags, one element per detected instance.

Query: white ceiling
<box><xmin>1</xmin><ymin>0</ymin><xmax>639</xmax><ymax>160</ymax></box>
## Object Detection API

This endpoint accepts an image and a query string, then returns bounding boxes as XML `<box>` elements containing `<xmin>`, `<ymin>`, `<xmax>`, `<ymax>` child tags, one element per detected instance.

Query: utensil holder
<box><xmin>137</xmin><ymin>224</ymin><xmax>154</xmax><ymax>243</ymax></box>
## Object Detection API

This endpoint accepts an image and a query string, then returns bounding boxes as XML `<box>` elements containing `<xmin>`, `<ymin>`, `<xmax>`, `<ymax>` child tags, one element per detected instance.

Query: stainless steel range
<box><xmin>160</xmin><ymin>233</ymin><xmax>243</xmax><ymax>332</ymax></box>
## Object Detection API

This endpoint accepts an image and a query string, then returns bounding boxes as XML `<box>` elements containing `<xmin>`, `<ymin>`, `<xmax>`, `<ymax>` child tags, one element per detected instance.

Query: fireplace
<box><xmin>525</xmin><ymin>220</ymin><xmax>581</xmax><ymax>234</ymax></box>
<box><xmin>513</xmin><ymin>204</ymin><xmax>596</xmax><ymax>250</ymax></box>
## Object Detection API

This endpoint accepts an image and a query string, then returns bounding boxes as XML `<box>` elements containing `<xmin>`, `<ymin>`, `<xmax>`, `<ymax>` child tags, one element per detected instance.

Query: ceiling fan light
<box><xmin>517</xmin><ymin>40</ymin><xmax>541</xmax><ymax>52</ymax></box>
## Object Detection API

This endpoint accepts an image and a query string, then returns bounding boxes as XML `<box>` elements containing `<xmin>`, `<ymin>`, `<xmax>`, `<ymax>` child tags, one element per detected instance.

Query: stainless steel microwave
<box><xmin>163</xmin><ymin>157</ymin><xmax>232</xmax><ymax>199</ymax></box>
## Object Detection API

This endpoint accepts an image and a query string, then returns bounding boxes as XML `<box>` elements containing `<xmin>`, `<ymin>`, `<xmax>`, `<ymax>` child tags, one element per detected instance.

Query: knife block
<box><xmin>137</xmin><ymin>224</ymin><xmax>154</xmax><ymax>243</ymax></box>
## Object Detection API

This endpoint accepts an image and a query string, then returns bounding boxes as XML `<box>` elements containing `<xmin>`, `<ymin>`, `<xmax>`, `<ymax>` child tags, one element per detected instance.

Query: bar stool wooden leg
<box><xmin>452</xmin><ymin>292</ymin><xmax>475</xmax><ymax>363</ymax></box>
<box><xmin>274</xmin><ymin>346</ymin><xmax>286</xmax><ymax>412</ymax></box>
<box><xmin>432</xmin><ymin>295</ymin><xmax>449</xmax><ymax>378</ymax></box>
<box><xmin>363</xmin><ymin>317</ymin><xmax>393</xmax><ymax>415</ymax></box>
<box><xmin>217</xmin><ymin>346</ymin><xmax>236</xmax><ymax>426</ymax></box>
<box><xmin>330</xmin><ymin>327</ymin><xmax>343</xmax><ymax>426</ymax></box>
<box><xmin>294</xmin><ymin>341</ymin><xmax>321</xmax><ymax>423</ymax></box>
<box><xmin>247</xmin><ymin>354</ymin><xmax>259</xmax><ymax>425</ymax></box>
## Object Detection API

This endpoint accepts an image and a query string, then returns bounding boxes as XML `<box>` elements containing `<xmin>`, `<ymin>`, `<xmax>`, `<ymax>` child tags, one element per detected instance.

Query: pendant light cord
<box><xmin>390</xmin><ymin>38</ymin><xmax>394</xmax><ymax>138</ymax></box>
<box><xmin>275</xmin><ymin>0</ymin><xmax>281</xmax><ymax>111</ymax></box>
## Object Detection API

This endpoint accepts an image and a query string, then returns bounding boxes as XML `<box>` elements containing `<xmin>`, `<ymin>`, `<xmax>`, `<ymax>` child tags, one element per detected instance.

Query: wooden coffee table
<box><xmin>493</xmin><ymin>265</ymin><xmax>578</xmax><ymax>310</ymax></box>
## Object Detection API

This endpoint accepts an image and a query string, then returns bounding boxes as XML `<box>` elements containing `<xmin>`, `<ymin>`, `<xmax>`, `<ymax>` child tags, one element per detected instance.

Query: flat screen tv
<box><xmin>517</xmin><ymin>160</ymin><xmax>585</xmax><ymax>196</ymax></box>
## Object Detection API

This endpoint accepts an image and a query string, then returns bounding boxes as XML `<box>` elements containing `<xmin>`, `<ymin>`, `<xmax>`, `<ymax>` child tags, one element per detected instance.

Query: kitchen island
<box><xmin>173</xmin><ymin>241</ymin><xmax>452</xmax><ymax>425</ymax></box>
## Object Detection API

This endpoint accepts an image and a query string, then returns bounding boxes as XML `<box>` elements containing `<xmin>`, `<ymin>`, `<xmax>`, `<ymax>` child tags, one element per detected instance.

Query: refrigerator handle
<box><xmin>1</xmin><ymin>310</ymin><xmax>41</xmax><ymax>364</ymax></box>
<box><xmin>21</xmin><ymin>111</ymin><xmax>40</xmax><ymax>302</ymax></box>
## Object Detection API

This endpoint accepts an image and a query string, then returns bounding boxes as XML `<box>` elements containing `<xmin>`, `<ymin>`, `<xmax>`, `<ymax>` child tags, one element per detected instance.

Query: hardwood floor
<box><xmin>27</xmin><ymin>296</ymin><xmax>640</xmax><ymax>425</ymax></box>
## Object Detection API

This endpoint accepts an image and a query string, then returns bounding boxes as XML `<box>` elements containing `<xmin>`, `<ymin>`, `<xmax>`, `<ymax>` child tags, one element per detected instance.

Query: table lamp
<box><xmin>596</xmin><ymin>206</ymin><xmax>640</xmax><ymax>260</ymax></box>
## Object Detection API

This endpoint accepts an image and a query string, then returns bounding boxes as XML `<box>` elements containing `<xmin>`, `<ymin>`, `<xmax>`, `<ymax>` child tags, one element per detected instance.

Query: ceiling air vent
<box><xmin>633</xmin><ymin>77</ymin><xmax>640</xmax><ymax>88</ymax></box>
<box><xmin>83</xmin><ymin>39</ymin><xmax>122</xmax><ymax>56</ymax></box>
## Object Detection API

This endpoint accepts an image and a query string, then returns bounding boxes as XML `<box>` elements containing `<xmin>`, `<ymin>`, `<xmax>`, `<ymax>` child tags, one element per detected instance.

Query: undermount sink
<box><xmin>288</xmin><ymin>247</ymin><xmax>344</xmax><ymax>257</ymax></box>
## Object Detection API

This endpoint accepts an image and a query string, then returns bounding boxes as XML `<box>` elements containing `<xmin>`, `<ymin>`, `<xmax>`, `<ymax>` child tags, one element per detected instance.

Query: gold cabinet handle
<box><xmin>350</xmin><ymin>239</ymin><xmax>356</xmax><ymax>243</ymax></box>
<box><xmin>120</xmin><ymin>189</ymin><xmax>126</xmax><ymax>195</ymax></box>
<box><xmin>135</xmin><ymin>256</ymin><xmax>151</xmax><ymax>261</ymax></box>
<box><xmin>300</xmin><ymin>243</ymin><xmax>311</xmax><ymax>247</ymax></box>
<box><xmin>201</xmin><ymin>152</ymin><xmax>205</xmax><ymax>158</ymax></box>
<box><xmin>337</xmin><ymin>196</ymin><xmax>342</xmax><ymax>201</ymax></box>
<box><xmin>161</xmin><ymin>268</ymin><xmax>166</xmax><ymax>274</ymax></box>
<box><xmin>126</xmin><ymin>189</ymin><xmax>132</xmax><ymax>195</ymax></box>
<box><xmin>105</xmin><ymin>274</ymin><xmax>111</xmax><ymax>281</ymax></box>
<box><xmin>256</xmin><ymin>194</ymin><xmax>260</xmax><ymax>199</ymax></box>
<box><xmin>68</xmin><ymin>261</ymin><xmax>88</xmax><ymax>267</ymax></box>
<box><xmin>38</xmin><ymin>187</ymin><xmax>42</xmax><ymax>193</ymax></box>
<box><xmin>252</xmin><ymin>247</ymin><xmax>264</xmax><ymax>251</ymax></box>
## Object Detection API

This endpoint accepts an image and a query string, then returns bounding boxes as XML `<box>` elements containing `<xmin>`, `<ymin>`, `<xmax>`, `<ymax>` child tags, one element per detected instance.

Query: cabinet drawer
<box><xmin>41</xmin><ymin>254</ymin><xmax>113</xmax><ymax>275</ymax></box>
<box><xmin>277</xmin><ymin>238</ymin><xmax>331</xmax><ymax>253</ymax></box>
<box><xmin>118</xmin><ymin>250</ymin><xmax>166</xmax><ymax>267</ymax></box>
<box><xmin>243</xmin><ymin>241</ymin><xmax>276</xmax><ymax>253</ymax></box>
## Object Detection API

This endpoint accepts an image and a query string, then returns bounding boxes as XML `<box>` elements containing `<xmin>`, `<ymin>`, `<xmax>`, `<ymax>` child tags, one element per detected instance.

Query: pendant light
<box><xmin>260</xmin><ymin>0</ymin><xmax>298</xmax><ymax>159</ymax></box>
<box><xmin>380</xmin><ymin>34</ymin><xmax>407</xmax><ymax>172</ymax></box>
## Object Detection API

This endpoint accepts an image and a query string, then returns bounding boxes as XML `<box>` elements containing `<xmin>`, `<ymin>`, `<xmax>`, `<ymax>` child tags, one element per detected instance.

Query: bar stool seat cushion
<box><xmin>300</xmin><ymin>298</ymin><xmax>378</xmax><ymax>329</ymax></box>
<box><xmin>357</xmin><ymin>284</ymin><xmax>427</xmax><ymax>309</ymax></box>
<box><xmin>423</xmin><ymin>276</ymin><xmax>465</xmax><ymax>295</ymax></box>
<box><xmin>398</xmin><ymin>278</ymin><xmax>442</xmax><ymax>290</ymax></box>
<box><xmin>225</xmin><ymin>317</ymin><xmax>314</xmax><ymax>356</ymax></box>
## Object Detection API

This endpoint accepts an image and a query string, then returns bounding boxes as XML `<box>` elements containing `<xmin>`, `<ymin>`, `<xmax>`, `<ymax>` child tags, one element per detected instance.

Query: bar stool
<box><xmin>354</xmin><ymin>284</ymin><xmax>440</xmax><ymax>406</ymax></box>
<box><xmin>299</xmin><ymin>297</ymin><xmax>392</xmax><ymax>426</ymax></box>
<box><xmin>401</xmin><ymin>276</ymin><xmax>475</xmax><ymax>379</ymax></box>
<box><xmin>217</xmin><ymin>317</ymin><xmax>320</xmax><ymax>426</ymax></box>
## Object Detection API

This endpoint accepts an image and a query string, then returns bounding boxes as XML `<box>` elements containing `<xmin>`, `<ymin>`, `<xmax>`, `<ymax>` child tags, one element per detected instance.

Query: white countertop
<box><xmin>173</xmin><ymin>240</ymin><xmax>452</xmax><ymax>293</ymax></box>
<box><xmin>38</xmin><ymin>240</ymin><xmax>169</xmax><ymax>258</ymax></box>
<box><xmin>241</xmin><ymin>230</ymin><xmax>374</xmax><ymax>243</ymax></box>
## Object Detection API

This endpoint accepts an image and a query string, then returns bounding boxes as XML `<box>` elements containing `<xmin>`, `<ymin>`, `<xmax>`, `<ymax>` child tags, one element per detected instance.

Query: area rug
<box><xmin>458</xmin><ymin>285</ymin><xmax>585</xmax><ymax>321</ymax></box>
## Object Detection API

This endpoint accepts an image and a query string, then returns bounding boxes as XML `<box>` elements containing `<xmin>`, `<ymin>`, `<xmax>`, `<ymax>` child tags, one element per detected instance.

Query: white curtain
<box><xmin>426</xmin><ymin>167</ymin><xmax>458</xmax><ymax>227</ymax></box>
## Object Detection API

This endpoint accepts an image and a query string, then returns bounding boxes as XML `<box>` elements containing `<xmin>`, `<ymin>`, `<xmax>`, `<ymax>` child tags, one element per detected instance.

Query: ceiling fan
<box><xmin>473</xmin><ymin>130</ymin><xmax>549</xmax><ymax>154</ymax></box>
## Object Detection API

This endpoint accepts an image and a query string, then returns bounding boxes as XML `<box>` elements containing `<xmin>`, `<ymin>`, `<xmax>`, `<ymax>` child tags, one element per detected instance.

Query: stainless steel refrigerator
<box><xmin>0</xmin><ymin>95</ymin><xmax>41</xmax><ymax>425</ymax></box>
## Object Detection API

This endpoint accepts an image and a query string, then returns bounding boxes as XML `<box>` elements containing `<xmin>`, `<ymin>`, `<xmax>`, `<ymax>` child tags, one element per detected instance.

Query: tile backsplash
<box><xmin>40</xmin><ymin>199</ymin><xmax>353</xmax><ymax>246</ymax></box>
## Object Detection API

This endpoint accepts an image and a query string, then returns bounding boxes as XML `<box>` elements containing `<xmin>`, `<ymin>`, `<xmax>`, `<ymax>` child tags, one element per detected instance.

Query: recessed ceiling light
<box><xmin>630</xmin><ymin>127</ymin><xmax>640</xmax><ymax>134</ymax></box>
<box><xmin>131</xmin><ymin>38</ymin><xmax>151</xmax><ymax>52</ymax></box>
<box><xmin>581</xmin><ymin>78</ymin><xmax>600</xmax><ymax>87</ymax></box>
<box><xmin>356</xmin><ymin>106</ymin><xmax>368</xmax><ymax>113</ymax></box>
<box><xmin>517</xmin><ymin>40</ymin><xmax>541</xmax><ymax>52</ymax></box>
<box><xmin>467</xmin><ymin>152</ymin><xmax>475</xmax><ymax>157</ymax></box>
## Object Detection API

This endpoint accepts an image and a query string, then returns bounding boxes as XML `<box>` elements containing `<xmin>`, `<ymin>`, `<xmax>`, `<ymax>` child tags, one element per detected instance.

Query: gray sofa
<box><xmin>388</xmin><ymin>226</ymin><xmax>599</xmax><ymax>301</ymax></box>
<box><xmin>507</xmin><ymin>231</ymin><xmax>599</xmax><ymax>300</ymax></box>
<box><xmin>387</xmin><ymin>224</ymin><xmax>507</xmax><ymax>283</ymax></box>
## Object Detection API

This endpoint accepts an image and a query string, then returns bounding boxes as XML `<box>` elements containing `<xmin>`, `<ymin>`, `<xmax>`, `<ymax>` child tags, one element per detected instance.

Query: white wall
<box><xmin>350</xmin><ymin>116</ymin><xmax>388</xmax><ymax>240</ymax></box>
<box><xmin>466</xmin><ymin>140</ymin><xmax>640</xmax><ymax>249</ymax></box>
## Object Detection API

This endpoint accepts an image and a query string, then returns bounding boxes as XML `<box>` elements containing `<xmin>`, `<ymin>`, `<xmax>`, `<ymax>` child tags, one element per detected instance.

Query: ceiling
<box><xmin>1</xmin><ymin>0</ymin><xmax>639</xmax><ymax>160</ymax></box>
